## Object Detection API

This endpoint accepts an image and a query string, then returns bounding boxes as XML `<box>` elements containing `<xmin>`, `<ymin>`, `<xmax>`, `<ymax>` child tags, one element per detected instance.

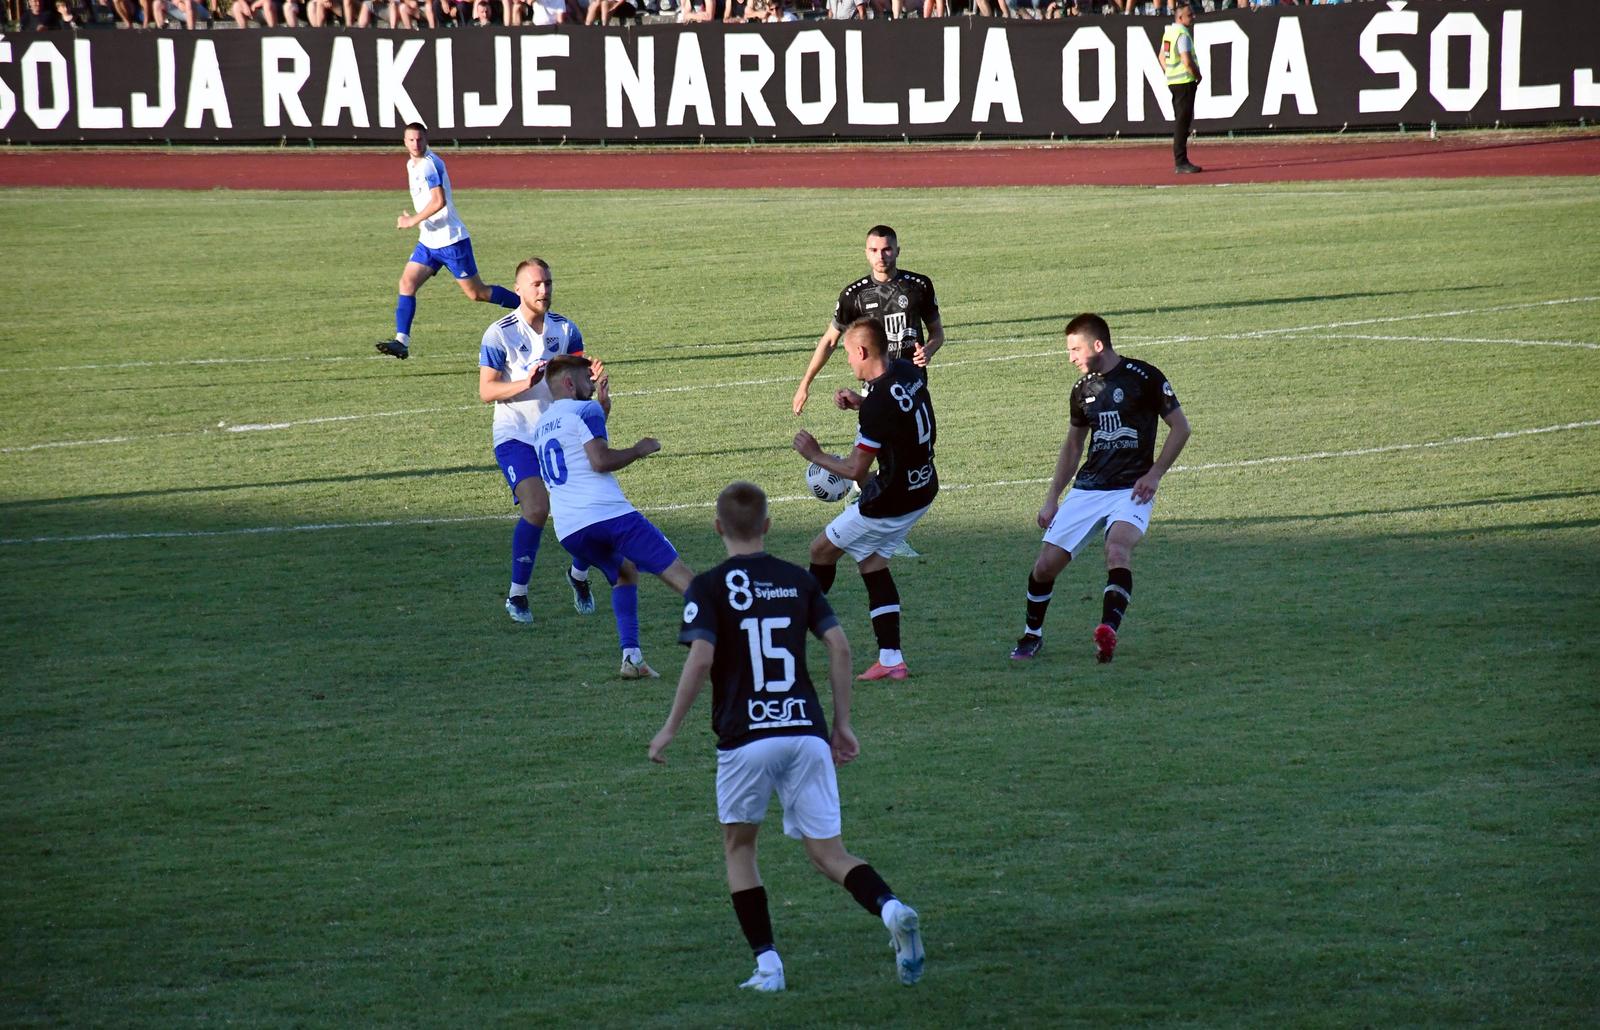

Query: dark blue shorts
<box><xmin>559</xmin><ymin>512</ymin><xmax>679</xmax><ymax>586</ymax></box>
<box><xmin>493</xmin><ymin>440</ymin><xmax>540</xmax><ymax>504</ymax></box>
<box><xmin>409</xmin><ymin>238</ymin><xmax>478</xmax><ymax>281</ymax></box>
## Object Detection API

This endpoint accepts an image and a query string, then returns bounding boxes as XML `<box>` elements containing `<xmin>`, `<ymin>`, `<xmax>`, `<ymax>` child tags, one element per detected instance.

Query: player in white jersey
<box><xmin>534</xmin><ymin>355</ymin><xmax>696</xmax><ymax>679</ymax></box>
<box><xmin>480</xmin><ymin>257</ymin><xmax>601</xmax><ymax>625</ymax></box>
<box><xmin>377</xmin><ymin>123</ymin><xmax>519</xmax><ymax>360</ymax></box>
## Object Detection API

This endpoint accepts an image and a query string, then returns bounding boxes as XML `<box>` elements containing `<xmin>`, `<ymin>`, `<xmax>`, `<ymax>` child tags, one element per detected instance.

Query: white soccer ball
<box><xmin>806</xmin><ymin>461</ymin><xmax>851</xmax><ymax>503</ymax></box>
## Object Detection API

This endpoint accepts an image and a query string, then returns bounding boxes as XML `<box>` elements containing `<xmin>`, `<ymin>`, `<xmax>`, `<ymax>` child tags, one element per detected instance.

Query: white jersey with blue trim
<box><xmin>480</xmin><ymin>311</ymin><xmax>585</xmax><ymax>447</ymax></box>
<box><xmin>531</xmin><ymin>398</ymin><xmax>637</xmax><ymax>538</ymax></box>
<box><xmin>408</xmin><ymin>150</ymin><xmax>468</xmax><ymax>248</ymax></box>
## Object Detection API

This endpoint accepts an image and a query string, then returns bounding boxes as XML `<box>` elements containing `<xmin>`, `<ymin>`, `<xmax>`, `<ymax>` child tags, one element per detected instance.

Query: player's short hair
<box><xmin>1065</xmin><ymin>313</ymin><xmax>1112</xmax><ymax>349</ymax></box>
<box><xmin>544</xmin><ymin>354</ymin><xmax>591</xmax><ymax>393</ymax></box>
<box><xmin>515</xmin><ymin>257</ymin><xmax>551</xmax><ymax>280</ymax></box>
<box><xmin>866</xmin><ymin>224</ymin><xmax>898</xmax><ymax>244</ymax></box>
<box><xmin>404</xmin><ymin>122</ymin><xmax>429</xmax><ymax>135</ymax></box>
<box><xmin>1174</xmin><ymin>1</ymin><xmax>1192</xmax><ymax>13</ymax></box>
<box><xmin>844</xmin><ymin>317</ymin><xmax>888</xmax><ymax>357</ymax></box>
<box><xmin>716</xmin><ymin>481</ymin><xmax>768</xmax><ymax>541</ymax></box>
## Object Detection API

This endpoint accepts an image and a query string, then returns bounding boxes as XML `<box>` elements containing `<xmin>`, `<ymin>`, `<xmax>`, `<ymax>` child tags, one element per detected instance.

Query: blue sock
<box><xmin>395</xmin><ymin>294</ymin><xmax>418</xmax><ymax>337</ymax></box>
<box><xmin>489</xmin><ymin>285</ymin><xmax>518</xmax><ymax>309</ymax></box>
<box><xmin>511</xmin><ymin>518</ymin><xmax>540</xmax><ymax>590</ymax></box>
<box><xmin>613</xmin><ymin>584</ymin><xmax>640</xmax><ymax>651</ymax></box>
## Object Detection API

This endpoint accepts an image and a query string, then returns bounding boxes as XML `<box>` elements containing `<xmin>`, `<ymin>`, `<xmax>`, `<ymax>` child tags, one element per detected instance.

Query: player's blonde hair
<box><xmin>515</xmin><ymin>257</ymin><xmax>551</xmax><ymax>280</ymax></box>
<box><xmin>716</xmin><ymin>482</ymin><xmax>768</xmax><ymax>541</ymax></box>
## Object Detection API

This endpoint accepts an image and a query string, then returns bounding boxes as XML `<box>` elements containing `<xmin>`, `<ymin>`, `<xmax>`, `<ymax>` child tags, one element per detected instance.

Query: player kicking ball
<box><xmin>533</xmin><ymin>355</ymin><xmax>694</xmax><ymax>678</ymax></box>
<box><xmin>1010</xmin><ymin>313</ymin><xmax>1191</xmax><ymax>663</ymax></box>
<box><xmin>649</xmin><ymin>482</ymin><xmax>925</xmax><ymax>992</ymax></box>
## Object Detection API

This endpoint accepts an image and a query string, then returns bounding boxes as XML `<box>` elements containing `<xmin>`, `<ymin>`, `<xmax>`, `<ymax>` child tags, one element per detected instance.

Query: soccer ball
<box><xmin>806</xmin><ymin>461</ymin><xmax>851</xmax><ymax>502</ymax></box>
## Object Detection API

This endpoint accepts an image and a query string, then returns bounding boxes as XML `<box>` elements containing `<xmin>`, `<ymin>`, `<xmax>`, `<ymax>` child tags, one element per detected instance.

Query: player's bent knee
<box><xmin>618</xmin><ymin>560</ymin><xmax>639</xmax><ymax>586</ymax></box>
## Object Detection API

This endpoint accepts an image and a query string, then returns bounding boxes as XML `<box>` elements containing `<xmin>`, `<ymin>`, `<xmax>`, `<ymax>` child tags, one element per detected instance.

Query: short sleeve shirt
<box><xmin>679</xmin><ymin>553</ymin><xmax>838</xmax><ymax>751</ymax></box>
<box><xmin>531</xmin><ymin>397</ymin><xmax>636</xmax><ymax>537</ymax></box>
<box><xmin>479</xmin><ymin>311</ymin><xmax>585</xmax><ymax>447</ymax></box>
<box><xmin>856</xmin><ymin>359</ymin><xmax>939</xmax><ymax>518</ymax></box>
<box><xmin>1068</xmin><ymin>357</ymin><xmax>1180</xmax><ymax>491</ymax></box>
<box><xmin>831</xmin><ymin>270</ymin><xmax>940</xmax><ymax>366</ymax></box>
<box><xmin>407</xmin><ymin>151</ymin><xmax>469</xmax><ymax>248</ymax></box>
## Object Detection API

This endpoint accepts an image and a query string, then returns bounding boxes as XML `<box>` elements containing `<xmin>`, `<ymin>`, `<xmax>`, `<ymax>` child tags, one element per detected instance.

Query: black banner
<box><xmin>0</xmin><ymin>0</ymin><xmax>1595</xmax><ymax>142</ymax></box>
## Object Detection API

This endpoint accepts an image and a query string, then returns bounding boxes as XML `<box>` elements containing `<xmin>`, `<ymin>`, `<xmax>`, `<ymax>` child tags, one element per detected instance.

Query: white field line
<box><xmin>4</xmin><ymin>294</ymin><xmax>1595</xmax><ymax>374</ymax></box>
<box><xmin>1278</xmin><ymin>333</ymin><xmax>1600</xmax><ymax>350</ymax></box>
<box><xmin>4</xmin><ymin>419</ymin><xmax>1595</xmax><ymax>547</ymax></box>
<box><xmin>4</xmin><ymin>295</ymin><xmax>1596</xmax><ymax>455</ymax></box>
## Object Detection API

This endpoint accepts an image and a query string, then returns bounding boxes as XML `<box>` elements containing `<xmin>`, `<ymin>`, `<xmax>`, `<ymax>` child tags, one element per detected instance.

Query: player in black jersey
<box><xmin>1009</xmin><ymin>313</ymin><xmax>1191</xmax><ymax>664</ymax></box>
<box><xmin>649</xmin><ymin>482</ymin><xmax>925</xmax><ymax>992</ymax></box>
<box><xmin>791</xmin><ymin>225</ymin><xmax>944</xmax><ymax>416</ymax></box>
<box><xmin>794</xmin><ymin>319</ymin><xmax>937</xmax><ymax>682</ymax></box>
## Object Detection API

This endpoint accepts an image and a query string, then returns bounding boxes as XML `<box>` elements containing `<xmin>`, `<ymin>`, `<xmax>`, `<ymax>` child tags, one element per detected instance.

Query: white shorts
<box><xmin>716</xmin><ymin>735</ymin><xmax>841</xmax><ymax>840</ymax></box>
<box><xmin>824</xmin><ymin>502</ymin><xmax>931</xmax><ymax>562</ymax></box>
<box><xmin>1042</xmin><ymin>487</ymin><xmax>1154</xmax><ymax>556</ymax></box>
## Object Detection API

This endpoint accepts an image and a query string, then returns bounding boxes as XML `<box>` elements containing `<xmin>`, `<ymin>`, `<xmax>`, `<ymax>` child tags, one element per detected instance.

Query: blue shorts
<box><xmin>494</xmin><ymin>440</ymin><xmax>540</xmax><ymax>503</ymax></box>
<box><xmin>409</xmin><ymin>238</ymin><xmax>478</xmax><ymax>281</ymax></box>
<box><xmin>559</xmin><ymin>512</ymin><xmax>679</xmax><ymax>585</ymax></box>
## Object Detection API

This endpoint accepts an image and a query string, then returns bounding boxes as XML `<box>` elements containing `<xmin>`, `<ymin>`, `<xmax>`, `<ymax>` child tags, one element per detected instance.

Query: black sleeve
<box><xmin>1145</xmin><ymin>363</ymin><xmax>1180</xmax><ymax>416</ymax></box>
<box><xmin>678</xmin><ymin>578</ymin><xmax>718</xmax><ymax>647</ymax></box>
<box><xmin>830</xmin><ymin>285</ymin><xmax>857</xmax><ymax>332</ymax></box>
<box><xmin>1069</xmin><ymin>380</ymin><xmax>1090</xmax><ymax>428</ymax></box>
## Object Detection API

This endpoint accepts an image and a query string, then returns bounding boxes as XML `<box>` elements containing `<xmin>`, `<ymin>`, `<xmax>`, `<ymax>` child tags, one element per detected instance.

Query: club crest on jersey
<box><xmin>1113</xmin><ymin>388</ymin><xmax>1125</xmax><ymax>403</ymax></box>
<box><xmin>897</xmin><ymin>295</ymin><xmax>909</xmax><ymax>309</ymax></box>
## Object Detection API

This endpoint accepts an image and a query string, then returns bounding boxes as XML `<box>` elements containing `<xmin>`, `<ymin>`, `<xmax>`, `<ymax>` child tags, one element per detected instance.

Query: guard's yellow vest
<box><xmin>1160</xmin><ymin>24</ymin><xmax>1196</xmax><ymax>86</ymax></box>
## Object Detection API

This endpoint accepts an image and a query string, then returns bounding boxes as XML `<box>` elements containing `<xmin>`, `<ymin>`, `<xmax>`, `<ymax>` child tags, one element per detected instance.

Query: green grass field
<box><xmin>3</xmin><ymin>176</ymin><xmax>1598</xmax><ymax>1026</ymax></box>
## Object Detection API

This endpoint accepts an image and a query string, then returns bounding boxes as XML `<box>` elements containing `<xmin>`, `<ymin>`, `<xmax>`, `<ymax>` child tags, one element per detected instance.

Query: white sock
<box><xmin>395</xmin><ymin>331</ymin><xmax>409</xmax><ymax>345</ymax></box>
<box><xmin>623</xmin><ymin>647</ymin><xmax>643</xmax><ymax>665</ymax></box>
<box><xmin>569</xmin><ymin>566</ymin><xmax>589</xmax><ymax>582</ymax></box>
<box><xmin>879</xmin><ymin>648</ymin><xmax>904</xmax><ymax>668</ymax></box>
<box><xmin>880</xmin><ymin>898</ymin><xmax>902</xmax><ymax>930</ymax></box>
<box><xmin>508</xmin><ymin>584</ymin><xmax>528</xmax><ymax>598</ymax></box>
<box><xmin>756</xmin><ymin>949</ymin><xmax>783</xmax><ymax>973</ymax></box>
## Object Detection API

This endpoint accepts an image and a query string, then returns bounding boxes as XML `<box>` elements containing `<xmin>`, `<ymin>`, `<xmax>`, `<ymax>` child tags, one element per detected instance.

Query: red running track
<box><xmin>1</xmin><ymin>134</ymin><xmax>1596</xmax><ymax>190</ymax></box>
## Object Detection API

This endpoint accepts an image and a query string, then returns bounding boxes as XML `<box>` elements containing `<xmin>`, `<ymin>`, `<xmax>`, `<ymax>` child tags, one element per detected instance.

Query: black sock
<box><xmin>1024</xmin><ymin>573</ymin><xmax>1055</xmax><ymax>636</ymax></box>
<box><xmin>843</xmin><ymin>864</ymin><xmax>895</xmax><ymax>917</ymax></box>
<box><xmin>730</xmin><ymin>886</ymin><xmax>775</xmax><ymax>956</ymax></box>
<box><xmin>1102</xmin><ymin>567</ymin><xmax>1133</xmax><ymax>630</ymax></box>
<box><xmin>861</xmin><ymin>568</ymin><xmax>901</xmax><ymax>653</ymax></box>
<box><xmin>809</xmin><ymin>562</ymin><xmax>837</xmax><ymax>594</ymax></box>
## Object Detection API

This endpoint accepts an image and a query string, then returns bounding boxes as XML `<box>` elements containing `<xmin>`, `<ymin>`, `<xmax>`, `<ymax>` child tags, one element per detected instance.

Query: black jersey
<box><xmin>679</xmin><ymin>553</ymin><xmax>840</xmax><ymax>752</ymax></box>
<box><xmin>831</xmin><ymin>270</ymin><xmax>940</xmax><ymax>366</ymax></box>
<box><xmin>1069</xmin><ymin>357</ymin><xmax>1181</xmax><ymax>491</ymax></box>
<box><xmin>856</xmin><ymin>359</ymin><xmax>938</xmax><ymax>519</ymax></box>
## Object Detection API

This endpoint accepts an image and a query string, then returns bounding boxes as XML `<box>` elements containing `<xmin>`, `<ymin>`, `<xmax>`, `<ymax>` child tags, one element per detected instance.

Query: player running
<box><xmin>478</xmin><ymin>257</ymin><xmax>598</xmax><ymax>625</ymax></box>
<box><xmin>377</xmin><ymin>122</ymin><xmax>519</xmax><ymax>360</ymax></box>
<box><xmin>793</xmin><ymin>319</ymin><xmax>937</xmax><ymax>682</ymax></box>
<box><xmin>1009</xmin><ymin>313</ymin><xmax>1191</xmax><ymax>663</ymax></box>
<box><xmin>533</xmin><ymin>355</ymin><xmax>694</xmax><ymax>679</ymax></box>
<box><xmin>648</xmin><ymin>481</ymin><xmax>925</xmax><ymax>992</ymax></box>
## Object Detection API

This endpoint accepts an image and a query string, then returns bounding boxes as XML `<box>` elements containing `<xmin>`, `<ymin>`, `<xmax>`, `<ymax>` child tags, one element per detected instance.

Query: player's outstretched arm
<box><xmin>794</xmin><ymin>433</ymin><xmax>874</xmax><ymax>485</ymax></box>
<box><xmin>649</xmin><ymin>641</ymin><xmax>714</xmax><ymax>764</ymax></box>
<box><xmin>585</xmin><ymin>436</ymin><xmax>661</xmax><ymax>474</ymax></box>
<box><xmin>1132</xmin><ymin>406</ymin><xmax>1191</xmax><ymax>504</ymax></box>
<box><xmin>1039</xmin><ymin>424</ymin><xmax>1089</xmax><ymax>528</ymax></box>
<box><xmin>793</xmin><ymin>325</ymin><xmax>844</xmax><ymax>415</ymax></box>
<box><xmin>820</xmin><ymin>626</ymin><xmax>858</xmax><ymax>766</ymax></box>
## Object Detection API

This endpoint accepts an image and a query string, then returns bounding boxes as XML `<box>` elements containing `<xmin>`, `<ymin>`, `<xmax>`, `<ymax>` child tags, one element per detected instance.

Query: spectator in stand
<box><xmin>471</xmin><ymin>0</ymin><xmax>494</xmax><ymax>21</ymax></box>
<box><xmin>678</xmin><ymin>0</ymin><xmax>714</xmax><ymax>19</ymax></box>
<box><xmin>922</xmin><ymin>0</ymin><xmax>943</xmax><ymax>17</ymax></box>
<box><xmin>304</xmin><ymin>0</ymin><xmax>341</xmax><ymax>22</ymax></box>
<box><xmin>231</xmin><ymin>0</ymin><xmax>280</xmax><ymax>24</ymax></box>
<box><xmin>528</xmin><ymin>0</ymin><xmax>568</xmax><ymax>20</ymax></box>
<box><xmin>21</xmin><ymin>0</ymin><xmax>62</xmax><ymax>28</ymax></box>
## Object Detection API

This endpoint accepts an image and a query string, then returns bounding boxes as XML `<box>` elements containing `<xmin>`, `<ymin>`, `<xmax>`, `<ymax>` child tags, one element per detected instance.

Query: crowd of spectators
<box><xmin>0</xmin><ymin>0</ymin><xmax>1401</xmax><ymax>31</ymax></box>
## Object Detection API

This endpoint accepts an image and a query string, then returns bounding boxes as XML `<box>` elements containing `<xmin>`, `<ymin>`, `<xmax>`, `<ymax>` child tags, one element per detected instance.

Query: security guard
<box><xmin>1161</xmin><ymin>2</ymin><xmax>1203</xmax><ymax>174</ymax></box>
